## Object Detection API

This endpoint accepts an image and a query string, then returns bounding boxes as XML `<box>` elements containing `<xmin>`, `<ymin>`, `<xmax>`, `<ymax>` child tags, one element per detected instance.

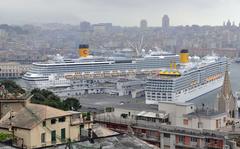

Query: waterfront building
<box><xmin>0</xmin><ymin>62</ymin><xmax>30</xmax><ymax>79</ymax></box>
<box><xmin>50</xmin><ymin>78</ymin><xmax>145</xmax><ymax>99</ymax></box>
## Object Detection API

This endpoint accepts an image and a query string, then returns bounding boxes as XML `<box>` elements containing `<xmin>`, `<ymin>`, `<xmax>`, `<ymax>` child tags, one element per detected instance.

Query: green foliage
<box><xmin>63</xmin><ymin>98</ymin><xmax>81</xmax><ymax>111</ymax></box>
<box><xmin>0</xmin><ymin>80</ymin><xmax>25</xmax><ymax>94</ymax></box>
<box><xmin>0</xmin><ymin>132</ymin><xmax>11</xmax><ymax>141</ymax></box>
<box><xmin>30</xmin><ymin>88</ymin><xmax>81</xmax><ymax>111</ymax></box>
<box><xmin>82</xmin><ymin>112</ymin><xmax>91</xmax><ymax>121</ymax></box>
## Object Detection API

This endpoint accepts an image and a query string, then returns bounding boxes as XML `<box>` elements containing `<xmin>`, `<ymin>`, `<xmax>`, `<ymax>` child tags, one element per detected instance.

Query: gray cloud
<box><xmin>0</xmin><ymin>0</ymin><xmax>240</xmax><ymax>26</ymax></box>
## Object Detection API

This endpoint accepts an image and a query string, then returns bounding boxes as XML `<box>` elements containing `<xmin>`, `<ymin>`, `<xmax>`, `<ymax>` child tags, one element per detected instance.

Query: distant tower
<box><xmin>80</xmin><ymin>21</ymin><xmax>91</xmax><ymax>32</ymax></box>
<box><xmin>140</xmin><ymin>19</ymin><xmax>148</xmax><ymax>29</ymax></box>
<box><xmin>226</xmin><ymin>20</ymin><xmax>231</xmax><ymax>27</ymax></box>
<box><xmin>162</xmin><ymin>15</ymin><xmax>170</xmax><ymax>31</ymax></box>
<box><xmin>223</xmin><ymin>21</ymin><xmax>226</xmax><ymax>26</ymax></box>
<box><xmin>217</xmin><ymin>69</ymin><xmax>238</xmax><ymax>119</ymax></box>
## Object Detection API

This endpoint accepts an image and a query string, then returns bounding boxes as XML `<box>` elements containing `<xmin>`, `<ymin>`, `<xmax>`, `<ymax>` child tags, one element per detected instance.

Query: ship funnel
<box><xmin>79</xmin><ymin>44</ymin><xmax>89</xmax><ymax>57</ymax></box>
<box><xmin>180</xmin><ymin>49</ymin><xmax>189</xmax><ymax>63</ymax></box>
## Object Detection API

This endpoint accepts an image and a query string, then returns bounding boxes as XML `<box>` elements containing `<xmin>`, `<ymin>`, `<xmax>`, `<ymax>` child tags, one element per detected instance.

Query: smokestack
<box><xmin>180</xmin><ymin>49</ymin><xmax>189</xmax><ymax>63</ymax></box>
<box><xmin>79</xmin><ymin>44</ymin><xmax>89</xmax><ymax>58</ymax></box>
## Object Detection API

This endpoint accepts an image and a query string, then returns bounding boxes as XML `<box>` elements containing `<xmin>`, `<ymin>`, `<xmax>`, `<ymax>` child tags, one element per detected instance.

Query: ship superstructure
<box><xmin>145</xmin><ymin>50</ymin><xmax>228</xmax><ymax>104</ymax></box>
<box><xmin>23</xmin><ymin>45</ymin><xmax>179</xmax><ymax>89</ymax></box>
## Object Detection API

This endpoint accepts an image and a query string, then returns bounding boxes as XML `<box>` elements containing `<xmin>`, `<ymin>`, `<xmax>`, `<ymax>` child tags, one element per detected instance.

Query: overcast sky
<box><xmin>0</xmin><ymin>0</ymin><xmax>240</xmax><ymax>26</ymax></box>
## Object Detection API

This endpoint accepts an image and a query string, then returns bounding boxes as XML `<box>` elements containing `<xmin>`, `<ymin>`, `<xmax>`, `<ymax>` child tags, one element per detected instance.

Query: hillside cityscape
<box><xmin>0</xmin><ymin>16</ymin><xmax>240</xmax><ymax>63</ymax></box>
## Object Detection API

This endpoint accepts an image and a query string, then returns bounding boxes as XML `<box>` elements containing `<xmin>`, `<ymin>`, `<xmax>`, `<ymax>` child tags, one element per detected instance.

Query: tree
<box><xmin>31</xmin><ymin>88</ymin><xmax>64</xmax><ymax>110</ymax></box>
<box><xmin>0</xmin><ymin>80</ymin><xmax>25</xmax><ymax>94</ymax></box>
<box><xmin>31</xmin><ymin>88</ymin><xmax>42</xmax><ymax>94</ymax></box>
<box><xmin>31</xmin><ymin>93</ymin><xmax>46</xmax><ymax>104</ymax></box>
<box><xmin>63</xmin><ymin>98</ymin><xmax>81</xmax><ymax>111</ymax></box>
<box><xmin>30</xmin><ymin>89</ymin><xmax>81</xmax><ymax>111</ymax></box>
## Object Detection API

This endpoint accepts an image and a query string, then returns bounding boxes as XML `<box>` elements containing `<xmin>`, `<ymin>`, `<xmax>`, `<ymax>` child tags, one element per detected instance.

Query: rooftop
<box><xmin>68</xmin><ymin>134</ymin><xmax>157</xmax><ymax>149</ymax></box>
<box><xmin>0</xmin><ymin>103</ymin><xmax>73</xmax><ymax>130</ymax></box>
<box><xmin>159</xmin><ymin>101</ymin><xmax>194</xmax><ymax>106</ymax></box>
<box><xmin>185</xmin><ymin>109</ymin><xmax>226</xmax><ymax>118</ymax></box>
<box><xmin>114</xmin><ymin>102</ymin><xmax>160</xmax><ymax>112</ymax></box>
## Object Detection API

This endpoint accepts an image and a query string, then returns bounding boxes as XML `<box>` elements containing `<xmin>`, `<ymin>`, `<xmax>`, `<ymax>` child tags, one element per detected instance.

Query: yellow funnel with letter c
<box><xmin>79</xmin><ymin>44</ymin><xmax>89</xmax><ymax>57</ymax></box>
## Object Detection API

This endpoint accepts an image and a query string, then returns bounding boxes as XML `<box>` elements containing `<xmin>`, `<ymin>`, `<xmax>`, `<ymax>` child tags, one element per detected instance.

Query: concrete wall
<box><xmin>114</xmin><ymin>108</ymin><xmax>141</xmax><ymax>118</ymax></box>
<box><xmin>180</xmin><ymin>114</ymin><xmax>227</xmax><ymax>130</ymax></box>
<box><xmin>69</xmin><ymin>125</ymin><xmax>80</xmax><ymax>141</ymax></box>
<box><xmin>158</xmin><ymin>102</ymin><xmax>195</xmax><ymax>125</ymax></box>
<box><xmin>13</xmin><ymin>128</ymin><xmax>31</xmax><ymax>148</ymax></box>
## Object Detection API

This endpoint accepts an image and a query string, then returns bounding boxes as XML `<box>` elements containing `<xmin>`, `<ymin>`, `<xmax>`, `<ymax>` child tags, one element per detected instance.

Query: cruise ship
<box><xmin>23</xmin><ymin>45</ymin><xmax>179</xmax><ymax>89</ymax></box>
<box><xmin>145</xmin><ymin>50</ymin><xmax>228</xmax><ymax>104</ymax></box>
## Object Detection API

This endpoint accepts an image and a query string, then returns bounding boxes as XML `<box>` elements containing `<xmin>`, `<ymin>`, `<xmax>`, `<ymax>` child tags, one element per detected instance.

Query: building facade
<box><xmin>94</xmin><ymin>101</ymin><xmax>238</xmax><ymax>148</ymax></box>
<box><xmin>0</xmin><ymin>104</ymin><xmax>92</xmax><ymax>148</ymax></box>
<box><xmin>0</xmin><ymin>62</ymin><xmax>30</xmax><ymax>79</ymax></box>
<box><xmin>162</xmin><ymin>15</ymin><xmax>170</xmax><ymax>31</ymax></box>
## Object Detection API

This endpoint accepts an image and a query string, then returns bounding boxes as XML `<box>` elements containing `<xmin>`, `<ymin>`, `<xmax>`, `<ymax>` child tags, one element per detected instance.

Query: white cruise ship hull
<box><xmin>146</xmin><ymin>77</ymin><xmax>224</xmax><ymax>104</ymax></box>
<box><xmin>175</xmin><ymin>76</ymin><xmax>224</xmax><ymax>102</ymax></box>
